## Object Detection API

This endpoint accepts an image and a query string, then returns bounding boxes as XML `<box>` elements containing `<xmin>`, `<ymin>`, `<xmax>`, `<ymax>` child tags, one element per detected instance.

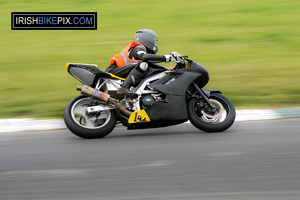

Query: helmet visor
<box><xmin>152</xmin><ymin>40</ymin><xmax>158</xmax><ymax>53</ymax></box>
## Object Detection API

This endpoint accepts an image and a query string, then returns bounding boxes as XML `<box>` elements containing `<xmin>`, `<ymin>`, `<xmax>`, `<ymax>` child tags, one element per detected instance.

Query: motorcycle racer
<box><xmin>105</xmin><ymin>29</ymin><xmax>182</xmax><ymax>98</ymax></box>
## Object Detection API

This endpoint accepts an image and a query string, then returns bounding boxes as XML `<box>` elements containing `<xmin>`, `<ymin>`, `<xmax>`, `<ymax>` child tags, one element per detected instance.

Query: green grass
<box><xmin>1</xmin><ymin>0</ymin><xmax>300</xmax><ymax>119</ymax></box>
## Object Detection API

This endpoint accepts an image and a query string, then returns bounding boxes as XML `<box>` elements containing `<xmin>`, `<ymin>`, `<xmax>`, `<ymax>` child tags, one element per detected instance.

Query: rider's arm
<box><xmin>129</xmin><ymin>45</ymin><xmax>147</xmax><ymax>60</ymax></box>
<box><xmin>141</xmin><ymin>54</ymin><xmax>166</xmax><ymax>63</ymax></box>
<box><xmin>142</xmin><ymin>52</ymin><xmax>181</xmax><ymax>63</ymax></box>
<box><xmin>130</xmin><ymin>45</ymin><xmax>181</xmax><ymax>63</ymax></box>
<box><xmin>130</xmin><ymin>45</ymin><xmax>166</xmax><ymax>63</ymax></box>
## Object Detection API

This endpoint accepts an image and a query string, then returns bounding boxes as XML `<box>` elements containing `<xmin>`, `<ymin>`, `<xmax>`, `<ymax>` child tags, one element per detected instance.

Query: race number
<box><xmin>128</xmin><ymin>110</ymin><xmax>150</xmax><ymax>124</ymax></box>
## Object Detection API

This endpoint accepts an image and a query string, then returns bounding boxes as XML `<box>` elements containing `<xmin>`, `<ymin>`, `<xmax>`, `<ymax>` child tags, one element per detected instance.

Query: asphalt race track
<box><xmin>1</xmin><ymin>119</ymin><xmax>300</xmax><ymax>200</ymax></box>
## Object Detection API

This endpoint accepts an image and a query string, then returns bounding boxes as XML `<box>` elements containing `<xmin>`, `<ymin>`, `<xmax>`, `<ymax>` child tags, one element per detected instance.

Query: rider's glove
<box><xmin>164</xmin><ymin>51</ymin><xmax>182</xmax><ymax>63</ymax></box>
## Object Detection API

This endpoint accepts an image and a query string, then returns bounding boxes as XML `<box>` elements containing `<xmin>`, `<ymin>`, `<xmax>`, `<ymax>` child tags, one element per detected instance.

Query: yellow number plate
<box><xmin>128</xmin><ymin>110</ymin><xmax>150</xmax><ymax>124</ymax></box>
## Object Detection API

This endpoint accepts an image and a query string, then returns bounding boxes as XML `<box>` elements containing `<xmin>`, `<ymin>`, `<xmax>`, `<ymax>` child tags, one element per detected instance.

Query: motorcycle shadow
<box><xmin>106</xmin><ymin>124</ymin><xmax>230</xmax><ymax>139</ymax></box>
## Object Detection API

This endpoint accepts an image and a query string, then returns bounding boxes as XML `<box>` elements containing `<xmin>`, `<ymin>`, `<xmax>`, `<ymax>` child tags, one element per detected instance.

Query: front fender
<box><xmin>203</xmin><ymin>89</ymin><xmax>222</xmax><ymax>97</ymax></box>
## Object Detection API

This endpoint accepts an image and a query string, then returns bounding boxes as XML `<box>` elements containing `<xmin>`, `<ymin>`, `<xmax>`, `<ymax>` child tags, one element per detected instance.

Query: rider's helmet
<box><xmin>134</xmin><ymin>29</ymin><xmax>158</xmax><ymax>54</ymax></box>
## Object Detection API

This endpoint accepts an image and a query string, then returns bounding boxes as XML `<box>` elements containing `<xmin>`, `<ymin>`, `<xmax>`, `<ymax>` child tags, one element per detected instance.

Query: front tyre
<box><xmin>187</xmin><ymin>93</ymin><xmax>235</xmax><ymax>132</ymax></box>
<box><xmin>64</xmin><ymin>95</ymin><xmax>117</xmax><ymax>139</ymax></box>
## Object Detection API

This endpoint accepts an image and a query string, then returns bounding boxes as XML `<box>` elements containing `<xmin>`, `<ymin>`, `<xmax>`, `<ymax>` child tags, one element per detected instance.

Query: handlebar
<box><xmin>180</xmin><ymin>55</ymin><xmax>188</xmax><ymax>60</ymax></box>
<box><xmin>173</xmin><ymin>55</ymin><xmax>192</xmax><ymax>69</ymax></box>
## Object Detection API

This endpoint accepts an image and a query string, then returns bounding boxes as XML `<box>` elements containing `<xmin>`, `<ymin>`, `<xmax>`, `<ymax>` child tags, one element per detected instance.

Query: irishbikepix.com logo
<box><xmin>11</xmin><ymin>12</ymin><xmax>97</xmax><ymax>30</ymax></box>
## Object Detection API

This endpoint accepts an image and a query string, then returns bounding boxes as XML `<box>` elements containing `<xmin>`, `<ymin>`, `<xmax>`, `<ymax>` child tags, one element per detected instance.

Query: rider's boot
<box><xmin>117</xmin><ymin>62</ymin><xmax>148</xmax><ymax>99</ymax></box>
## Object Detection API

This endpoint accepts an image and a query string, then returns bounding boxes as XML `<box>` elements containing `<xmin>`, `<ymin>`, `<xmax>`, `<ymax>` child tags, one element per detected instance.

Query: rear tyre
<box><xmin>187</xmin><ymin>93</ymin><xmax>235</xmax><ymax>132</ymax></box>
<box><xmin>64</xmin><ymin>95</ymin><xmax>117</xmax><ymax>139</ymax></box>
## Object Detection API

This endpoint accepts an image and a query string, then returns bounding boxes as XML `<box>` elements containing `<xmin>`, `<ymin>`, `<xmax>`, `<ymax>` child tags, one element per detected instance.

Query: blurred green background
<box><xmin>0</xmin><ymin>0</ymin><xmax>299</xmax><ymax>119</ymax></box>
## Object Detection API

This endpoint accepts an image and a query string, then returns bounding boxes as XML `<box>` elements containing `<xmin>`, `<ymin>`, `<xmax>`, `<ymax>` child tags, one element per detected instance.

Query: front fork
<box><xmin>192</xmin><ymin>83</ymin><xmax>217</xmax><ymax>113</ymax></box>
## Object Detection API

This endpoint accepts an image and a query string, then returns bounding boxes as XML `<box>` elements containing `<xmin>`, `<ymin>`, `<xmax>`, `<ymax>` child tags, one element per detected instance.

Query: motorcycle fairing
<box><xmin>128</xmin><ymin>67</ymin><xmax>207</xmax><ymax>129</ymax></box>
<box><xmin>176</xmin><ymin>61</ymin><xmax>209</xmax><ymax>89</ymax></box>
<box><xmin>144</xmin><ymin>71</ymin><xmax>200</xmax><ymax>122</ymax></box>
<box><xmin>149</xmin><ymin>71</ymin><xmax>200</xmax><ymax>95</ymax></box>
<box><xmin>145</xmin><ymin>94</ymin><xmax>188</xmax><ymax>121</ymax></box>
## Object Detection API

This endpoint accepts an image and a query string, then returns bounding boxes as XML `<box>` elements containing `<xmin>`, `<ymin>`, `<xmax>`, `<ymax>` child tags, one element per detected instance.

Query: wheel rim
<box><xmin>193</xmin><ymin>95</ymin><xmax>230</xmax><ymax>124</ymax></box>
<box><xmin>71</xmin><ymin>97</ymin><xmax>111</xmax><ymax>129</ymax></box>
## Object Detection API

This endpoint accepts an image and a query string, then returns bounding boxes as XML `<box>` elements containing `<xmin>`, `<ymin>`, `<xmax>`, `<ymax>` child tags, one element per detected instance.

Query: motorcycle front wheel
<box><xmin>64</xmin><ymin>95</ymin><xmax>117</xmax><ymax>139</ymax></box>
<box><xmin>187</xmin><ymin>93</ymin><xmax>235</xmax><ymax>132</ymax></box>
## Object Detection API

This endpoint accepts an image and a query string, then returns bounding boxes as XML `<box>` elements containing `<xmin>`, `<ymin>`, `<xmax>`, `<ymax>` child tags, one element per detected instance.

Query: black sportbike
<box><xmin>64</xmin><ymin>56</ymin><xmax>235</xmax><ymax>139</ymax></box>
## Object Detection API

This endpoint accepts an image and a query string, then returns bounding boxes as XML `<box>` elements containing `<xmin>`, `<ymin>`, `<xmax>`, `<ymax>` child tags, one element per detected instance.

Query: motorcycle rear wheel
<box><xmin>64</xmin><ymin>95</ymin><xmax>117</xmax><ymax>139</ymax></box>
<box><xmin>187</xmin><ymin>93</ymin><xmax>235</xmax><ymax>132</ymax></box>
